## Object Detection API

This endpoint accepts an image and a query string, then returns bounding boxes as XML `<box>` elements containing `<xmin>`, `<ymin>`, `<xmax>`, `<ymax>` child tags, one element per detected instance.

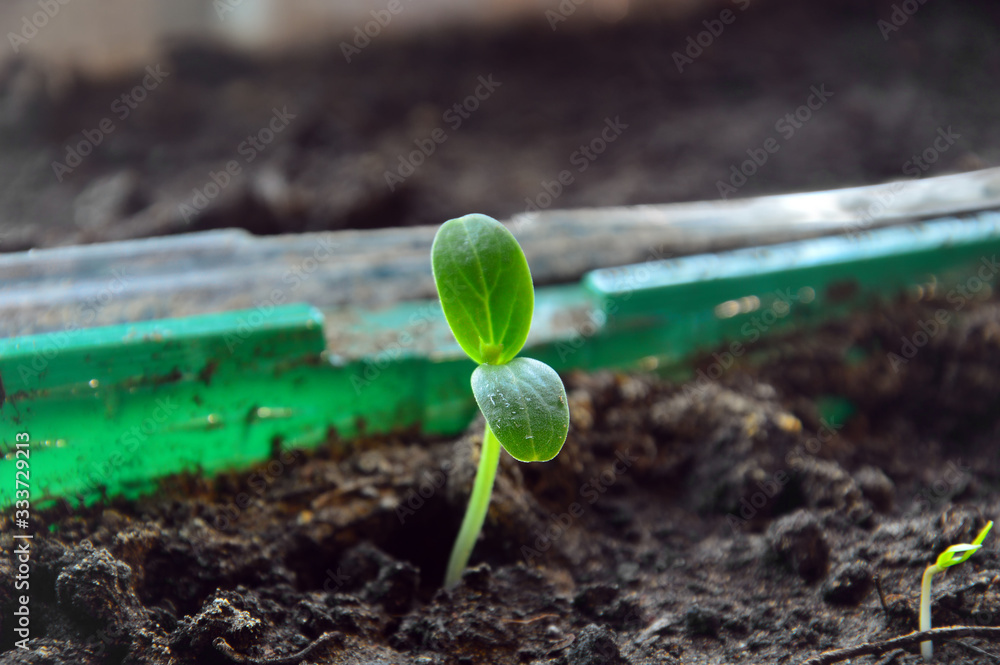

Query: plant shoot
<box><xmin>919</xmin><ymin>520</ymin><xmax>992</xmax><ymax>661</ymax></box>
<box><xmin>431</xmin><ymin>213</ymin><xmax>570</xmax><ymax>588</ymax></box>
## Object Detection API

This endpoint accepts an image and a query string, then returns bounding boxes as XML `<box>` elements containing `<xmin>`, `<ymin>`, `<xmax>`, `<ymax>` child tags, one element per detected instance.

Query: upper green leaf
<box><xmin>471</xmin><ymin>357</ymin><xmax>569</xmax><ymax>462</ymax></box>
<box><xmin>973</xmin><ymin>520</ymin><xmax>993</xmax><ymax>546</ymax></box>
<box><xmin>935</xmin><ymin>520</ymin><xmax>993</xmax><ymax>569</ymax></box>
<box><xmin>431</xmin><ymin>214</ymin><xmax>534</xmax><ymax>365</ymax></box>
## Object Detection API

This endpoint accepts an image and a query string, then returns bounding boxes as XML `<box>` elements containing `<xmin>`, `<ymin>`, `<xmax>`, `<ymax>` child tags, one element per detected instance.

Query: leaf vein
<box><xmin>460</xmin><ymin>222</ymin><xmax>494</xmax><ymax>342</ymax></box>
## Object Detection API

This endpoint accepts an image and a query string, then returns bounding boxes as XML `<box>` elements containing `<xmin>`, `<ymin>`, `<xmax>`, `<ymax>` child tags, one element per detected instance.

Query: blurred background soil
<box><xmin>0</xmin><ymin>0</ymin><xmax>998</xmax><ymax>252</ymax></box>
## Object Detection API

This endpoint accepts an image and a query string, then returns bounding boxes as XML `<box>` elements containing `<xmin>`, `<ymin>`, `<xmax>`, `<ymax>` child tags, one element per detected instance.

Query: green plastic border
<box><xmin>3</xmin><ymin>213</ymin><xmax>1000</xmax><ymax>508</ymax></box>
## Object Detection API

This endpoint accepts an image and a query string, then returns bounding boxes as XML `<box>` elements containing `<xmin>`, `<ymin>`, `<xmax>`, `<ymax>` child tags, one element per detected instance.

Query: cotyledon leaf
<box><xmin>935</xmin><ymin>521</ymin><xmax>993</xmax><ymax>568</ymax></box>
<box><xmin>471</xmin><ymin>357</ymin><xmax>569</xmax><ymax>462</ymax></box>
<box><xmin>431</xmin><ymin>214</ymin><xmax>534</xmax><ymax>365</ymax></box>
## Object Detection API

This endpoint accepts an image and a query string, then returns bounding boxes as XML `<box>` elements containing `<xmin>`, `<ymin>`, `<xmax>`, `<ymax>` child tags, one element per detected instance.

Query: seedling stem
<box><xmin>445</xmin><ymin>425</ymin><xmax>501</xmax><ymax>587</ymax></box>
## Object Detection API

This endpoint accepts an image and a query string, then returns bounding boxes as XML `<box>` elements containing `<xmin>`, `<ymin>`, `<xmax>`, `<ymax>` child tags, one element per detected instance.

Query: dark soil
<box><xmin>4</xmin><ymin>289</ymin><xmax>1000</xmax><ymax>664</ymax></box>
<box><xmin>2</xmin><ymin>0</ymin><xmax>1000</xmax><ymax>252</ymax></box>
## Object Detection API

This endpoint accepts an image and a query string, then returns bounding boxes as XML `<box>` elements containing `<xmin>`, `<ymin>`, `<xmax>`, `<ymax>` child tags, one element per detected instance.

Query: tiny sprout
<box><xmin>432</xmin><ymin>214</ymin><xmax>570</xmax><ymax>588</ymax></box>
<box><xmin>919</xmin><ymin>520</ymin><xmax>993</xmax><ymax>661</ymax></box>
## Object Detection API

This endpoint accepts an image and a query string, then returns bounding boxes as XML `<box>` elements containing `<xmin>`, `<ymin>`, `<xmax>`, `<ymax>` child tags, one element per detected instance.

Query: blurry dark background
<box><xmin>0</xmin><ymin>0</ymin><xmax>996</xmax><ymax>251</ymax></box>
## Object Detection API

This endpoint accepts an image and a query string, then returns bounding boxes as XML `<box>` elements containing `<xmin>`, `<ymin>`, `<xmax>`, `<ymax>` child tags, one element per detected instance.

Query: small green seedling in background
<box><xmin>432</xmin><ymin>213</ymin><xmax>570</xmax><ymax>588</ymax></box>
<box><xmin>920</xmin><ymin>520</ymin><xmax>993</xmax><ymax>661</ymax></box>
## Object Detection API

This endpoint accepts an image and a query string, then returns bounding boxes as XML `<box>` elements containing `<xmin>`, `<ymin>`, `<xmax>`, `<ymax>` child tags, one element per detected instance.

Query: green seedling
<box><xmin>432</xmin><ymin>213</ymin><xmax>570</xmax><ymax>588</ymax></box>
<box><xmin>919</xmin><ymin>520</ymin><xmax>993</xmax><ymax>661</ymax></box>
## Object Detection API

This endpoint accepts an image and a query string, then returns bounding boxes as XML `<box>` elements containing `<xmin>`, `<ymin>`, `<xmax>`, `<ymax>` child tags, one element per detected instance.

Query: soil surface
<box><xmin>2</xmin><ymin>0</ymin><xmax>1000</xmax><ymax>252</ymax></box>
<box><xmin>3</xmin><ymin>288</ymin><xmax>1000</xmax><ymax>664</ymax></box>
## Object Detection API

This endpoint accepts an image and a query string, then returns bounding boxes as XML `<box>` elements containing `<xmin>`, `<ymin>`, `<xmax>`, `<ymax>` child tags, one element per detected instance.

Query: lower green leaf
<box><xmin>471</xmin><ymin>358</ymin><xmax>569</xmax><ymax>462</ymax></box>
